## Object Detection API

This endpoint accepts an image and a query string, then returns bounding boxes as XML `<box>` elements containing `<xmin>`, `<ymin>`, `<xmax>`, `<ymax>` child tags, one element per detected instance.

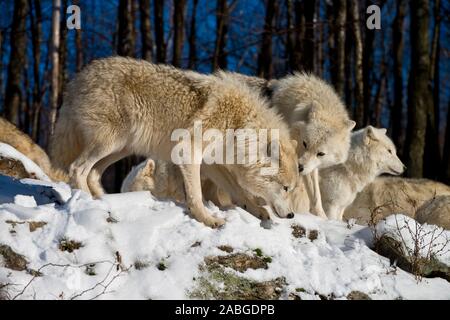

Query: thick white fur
<box><xmin>51</xmin><ymin>57</ymin><xmax>299</xmax><ymax>228</ymax></box>
<box><xmin>319</xmin><ymin>126</ymin><xmax>405</xmax><ymax>220</ymax></box>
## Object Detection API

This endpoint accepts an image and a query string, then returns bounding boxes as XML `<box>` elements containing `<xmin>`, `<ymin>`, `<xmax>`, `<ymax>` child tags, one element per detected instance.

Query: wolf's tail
<box><xmin>49</xmin><ymin>110</ymin><xmax>82</xmax><ymax>172</ymax></box>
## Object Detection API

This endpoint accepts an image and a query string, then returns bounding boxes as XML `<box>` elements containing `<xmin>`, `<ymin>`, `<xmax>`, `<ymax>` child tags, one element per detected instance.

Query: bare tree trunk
<box><xmin>257</xmin><ymin>0</ymin><xmax>278</xmax><ymax>78</ymax></box>
<box><xmin>314</xmin><ymin>0</ymin><xmax>323</xmax><ymax>77</ymax></box>
<box><xmin>391</xmin><ymin>0</ymin><xmax>406</xmax><ymax>156</ymax></box>
<box><xmin>154</xmin><ymin>0</ymin><xmax>166</xmax><ymax>63</ymax></box>
<box><xmin>212</xmin><ymin>0</ymin><xmax>229</xmax><ymax>71</ymax></box>
<box><xmin>59</xmin><ymin>0</ymin><xmax>68</xmax><ymax>110</ymax></box>
<box><xmin>49</xmin><ymin>0</ymin><xmax>60</xmax><ymax>137</ymax></box>
<box><xmin>344</xmin><ymin>12</ymin><xmax>353</xmax><ymax>111</ymax></box>
<box><xmin>73</xmin><ymin>0</ymin><xmax>83</xmax><ymax>71</ymax></box>
<box><xmin>292</xmin><ymin>0</ymin><xmax>305</xmax><ymax>71</ymax></box>
<box><xmin>443</xmin><ymin>101</ymin><xmax>450</xmax><ymax>184</ymax></box>
<box><xmin>326</xmin><ymin>1</ymin><xmax>335</xmax><ymax>79</ymax></box>
<box><xmin>405</xmin><ymin>0</ymin><xmax>433</xmax><ymax>178</ymax></box>
<box><xmin>172</xmin><ymin>0</ymin><xmax>186</xmax><ymax>67</ymax></box>
<box><xmin>350</xmin><ymin>0</ymin><xmax>364</xmax><ymax>127</ymax></box>
<box><xmin>373</xmin><ymin>61</ymin><xmax>386</xmax><ymax>127</ymax></box>
<box><xmin>188</xmin><ymin>0</ymin><xmax>198</xmax><ymax>69</ymax></box>
<box><xmin>333</xmin><ymin>0</ymin><xmax>346</xmax><ymax>98</ymax></box>
<box><xmin>29</xmin><ymin>0</ymin><xmax>42</xmax><ymax>141</ymax></box>
<box><xmin>303</xmin><ymin>0</ymin><xmax>315</xmax><ymax>73</ymax></box>
<box><xmin>4</xmin><ymin>0</ymin><xmax>28</xmax><ymax>126</ymax></box>
<box><xmin>285</xmin><ymin>0</ymin><xmax>295</xmax><ymax>72</ymax></box>
<box><xmin>114</xmin><ymin>0</ymin><xmax>138</xmax><ymax>192</ymax></box>
<box><xmin>0</xmin><ymin>29</ymin><xmax>4</xmax><ymax>110</ymax></box>
<box><xmin>117</xmin><ymin>0</ymin><xmax>135</xmax><ymax>57</ymax></box>
<box><xmin>139</xmin><ymin>0</ymin><xmax>153</xmax><ymax>61</ymax></box>
<box><xmin>424</xmin><ymin>0</ymin><xmax>441</xmax><ymax>179</ymax></box>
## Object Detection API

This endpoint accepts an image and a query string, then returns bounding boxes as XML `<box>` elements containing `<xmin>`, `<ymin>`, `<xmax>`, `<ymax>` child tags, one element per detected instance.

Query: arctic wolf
<box><xmin>218</xmin><ymin>72</ymin><xmax>356</xmax><ymax>217</ymax></box>
<box><xmin>318</xmin><ymin>126</ymin><xmax>405</xmax><ymax>220</ymax></box>
<box><xmin>121</xmin><ymin>159</ymin><xmax>234</xmax><ymax>207</ymax></box>
<box><xmin>344</xmin><ymin>176</ymin><xmax>450</xmax><ymax>225</ymax></box>
<box><xmin>0</xmin><ymin>117</ymin><xmax>67</xmax><ymax>182</ymax></box>
<box><xmin>416</xmin><ymin>195</ymin><xmax>450</xmax><ymax>230</ymax></box>
<box><xmin>50</xmin><ymin>57</ymin><xmax>299</xmax><ymax>228</ymax></box>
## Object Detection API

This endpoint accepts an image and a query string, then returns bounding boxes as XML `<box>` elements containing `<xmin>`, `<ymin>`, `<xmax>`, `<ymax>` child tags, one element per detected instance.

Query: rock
<box><xmin>347</xmin><ymin>291</ymin><xmax>371</xmax><ymax>300</ymax></box>
<box><xmin>0</xmin><ymin>244</ymin><xmax>28</xmax><ymax>271</ymax></box>
<box><xmin>217</xmin><ymin>245</ymin><xmax>233</xmax><ymax>253</ymax></box>
<box><xmin>416</xmin><ymin>196</ymin><xmax>450</xmax><ymax>230</ymax></box>
<box><xmin>0</xmin><ymin>157</ymin><xmax>33</xmax><ymax>180</ymax></box>
<box><xmin>204</xmin><ymin>252</ymin><xmax>269</xmax><ymax>273</ymax></box>
<box><xmin>291</xmin><ymin>224</ymin><xmax>306</xmax><ymax>238</ymax></box>
<box><xmin>58</xmin><ymin>238</ymin><xmax>83</xmax><ymax>253</ymax></box>
<box><xmin>374</xmin><ymin>234</ymin><xmax>450</xmax><ymax>281</ymax></box>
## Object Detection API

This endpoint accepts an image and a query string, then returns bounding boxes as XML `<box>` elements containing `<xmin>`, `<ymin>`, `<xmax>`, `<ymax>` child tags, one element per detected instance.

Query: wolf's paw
<box><xmin>204</xmin><ymin>216</ymin><xmax>226</xmax><ymax>229</ymax></box>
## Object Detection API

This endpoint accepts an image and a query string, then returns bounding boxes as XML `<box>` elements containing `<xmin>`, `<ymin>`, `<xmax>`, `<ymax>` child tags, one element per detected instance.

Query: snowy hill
<box><xmin>1</xmin><ymin>175</ymin><xmax>449</xmax><ymax>300</ymax></box>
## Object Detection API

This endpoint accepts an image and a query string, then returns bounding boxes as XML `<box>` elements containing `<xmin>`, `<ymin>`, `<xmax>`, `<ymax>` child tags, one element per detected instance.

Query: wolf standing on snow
<box><xmin>319</xmin><ymin>126</ymin><xmax>405</xmax><ymax>220</ymax></box>
<box><xmin>50</xmin><ymin>57</ymin><xmax>299</xmax><ymax>228</ymax></box>
<box><xmin>219</xmin><ymin>72</ymin><xmax>356</xmax><ymax>217</ymax></box>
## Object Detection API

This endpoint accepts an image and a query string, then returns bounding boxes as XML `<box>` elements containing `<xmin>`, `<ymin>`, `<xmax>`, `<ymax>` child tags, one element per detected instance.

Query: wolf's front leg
<box><xmin>179</xmin><ymin>163</ymin><xmax>225</xmax><ymax>228</ymax></box>
<box><xmin>304</xmin><ymin>170</ymin><xmax>327</xmax><ymax>218</ymax></box>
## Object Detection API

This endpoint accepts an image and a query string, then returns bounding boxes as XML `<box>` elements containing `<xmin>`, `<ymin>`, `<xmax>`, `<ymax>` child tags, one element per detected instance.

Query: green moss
<box><xmin>189</xmin><ymin>261</ymin><xmax>285</xmax><ymax>300</ymax></box>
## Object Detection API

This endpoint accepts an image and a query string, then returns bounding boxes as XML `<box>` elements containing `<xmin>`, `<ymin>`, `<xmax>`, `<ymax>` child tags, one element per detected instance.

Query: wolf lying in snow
<box><xmin>344</xmin><ymin>176</ymin><xmax>450</xmax><ymax>225</ymax></box>
<box><xmin>217</xmin><ymin>72</ymin><xmax>356</xmax><ymax>217</ymax></box>
<box><xmin>318</xmin><ymin>126</ymin><xmax>405</xmax><ymax>220</ymax></box>
<box><xmin>50</xmin><ymin>57</ymin><xmax>299</xmax><ymax>228</ymax></box>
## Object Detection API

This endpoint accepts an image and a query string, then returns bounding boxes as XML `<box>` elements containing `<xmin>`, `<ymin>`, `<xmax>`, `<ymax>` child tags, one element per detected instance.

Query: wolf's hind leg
<box><xmin>179</xmin><ymin>163</ymin><xmax>225</xmax><ymax>228</ymax></box>
<box><xmin>87</xmin><ymin>149</ymin><xmax>130</xmax><ymax>197</ymax></box>
<box><xmin>69</xmin><ymin>142</ymin><xmax>116</xmax><ymax>195</ymax></box>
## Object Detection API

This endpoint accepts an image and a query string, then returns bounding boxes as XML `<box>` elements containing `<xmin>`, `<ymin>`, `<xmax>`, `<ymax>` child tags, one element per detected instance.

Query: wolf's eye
<box><xmin>303</xmin><ymin>141</ymin><xmax>307</xmax><ymax>149</ymax></box>
<box><xmin>388</xmin><ymin>149</ymin><xmax>392</xmax><ymax>154</ymax></box>
<box><xmin>317</xmin><ymin>152</ymin><xmax>325</xmax><ymax>157</ymax></box>
<box><xmin>283</xmin><ymin>186</ymin><xmax>289</xmax><ymax>192</ymax></box>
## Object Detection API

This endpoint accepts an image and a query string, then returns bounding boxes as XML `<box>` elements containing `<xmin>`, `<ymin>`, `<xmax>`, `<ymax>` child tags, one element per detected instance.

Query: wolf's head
<box><xmin>358</xmin><ymin>126</ymin><xmax>405</xmax><ymax>176</ymax></box>
<box><xmin>291</xmin><ymin>103</ymin><xmax>356</xmax><ymax>175</ymax></box>
<box><xmin>231</xmin><ymin>137</ymin><xmax>299</xmax><ymax>219</ymax></box>
<box><xmin>121</xmin><ymin>159</ymin><xmax>185</xmax><ymax>202</ymax></box>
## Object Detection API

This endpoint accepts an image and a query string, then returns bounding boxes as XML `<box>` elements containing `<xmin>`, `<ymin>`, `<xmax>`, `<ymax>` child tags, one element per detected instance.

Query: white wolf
<box><xmin>344</xmin><ymin>176</ymin><xmax>450</xmax><ymax>225</ymax></box>
<box><xmin>121</xmin><ymin>159</ymin><xmax>233</xmax><ymax>207</ymax></box>
<box><xmin>50</xmin><ymin>57</ymin><xmax>299</xmax><ymax>228</ymax></box>
<box><xmin>218</xmin><ymin>72</ymin><xmax>356</xmax><ymax>217</ymax></box>
<box><xmin>318</xmin><ymin>126</ymin><xmax>405</xmax><ymax>220</ymax></box>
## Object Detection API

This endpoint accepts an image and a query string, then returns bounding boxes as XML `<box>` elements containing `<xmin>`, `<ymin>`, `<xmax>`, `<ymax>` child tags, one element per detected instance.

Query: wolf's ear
<box><xmin>365</xmin><ymin>126</ymin><xmax>379</xmax><ymax>143</ymax></box>
<box><xmin>379</xmin><ymin>128</ymin><xmax>387</xmax><ymax>135</ymax></box>
<box><xmin>347</xmin><ymin>120</ymin><xmax>356</xmax><ymax>131</ymax></box>
<box><xmin>143</xmin><ymin>159</ymin><xmax>156</xmax><ymax>175</ymax></box>
<box><xmin>292</xmin><ymin>102</ymin><xmax>313</xmax><ymax>121</ymax></box>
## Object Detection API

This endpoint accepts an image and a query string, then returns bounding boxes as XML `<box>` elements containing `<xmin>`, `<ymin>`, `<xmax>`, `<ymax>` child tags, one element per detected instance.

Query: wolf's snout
<box><xmin>286</xmin><ymin>212</ymin><xmax>294</xmax><ymax>219</ymax></box>
<box><xmin>298</xmin><ymin>164</ymin><xmax>304</xmax><ymax>173</ymax></box>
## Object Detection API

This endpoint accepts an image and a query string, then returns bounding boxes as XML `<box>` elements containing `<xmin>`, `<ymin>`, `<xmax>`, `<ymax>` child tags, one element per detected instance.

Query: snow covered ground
<box><xmin>0</xmin><ymin>147</ymin><xmax>449</xmax><ymax>300</ymax></box>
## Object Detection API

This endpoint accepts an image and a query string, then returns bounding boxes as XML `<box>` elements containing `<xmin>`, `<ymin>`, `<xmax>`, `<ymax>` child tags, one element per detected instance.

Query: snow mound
<box><xmin>0</xmin><ymin>142</ymin><xmax>50</xmax><ymax>182</ymax></box>
<box><xmin>376</xmin><ymin>214</ymin><xmax>450</xmax><ymax>265</ymax></box>
<box><xmin>0</xmin><ymin>177</ymin><xmax>449</xmax><ymax>300</ymax></box>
